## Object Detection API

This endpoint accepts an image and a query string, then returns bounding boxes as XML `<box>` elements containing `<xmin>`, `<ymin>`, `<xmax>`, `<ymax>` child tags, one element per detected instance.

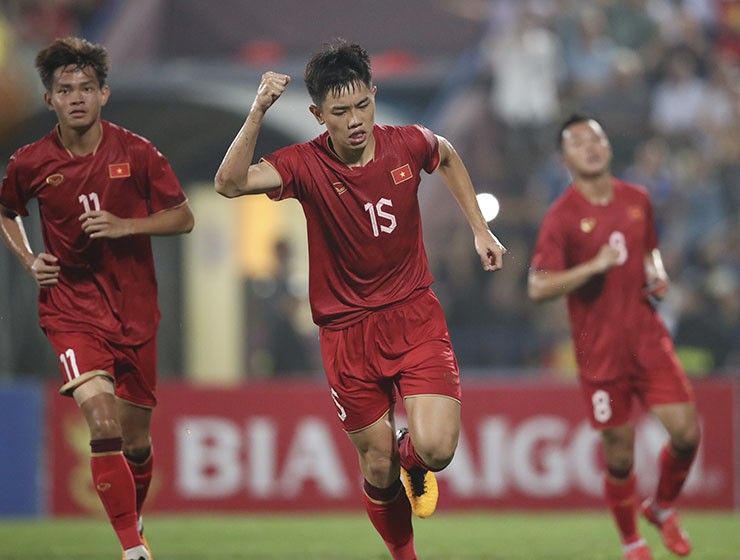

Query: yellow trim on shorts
<box><xmin>59</xmin><ymin>370</ymin><xmax>114</xmax><ymax>397</ymax></box>
<box><xmin>346</xmin><ymin>408</ymin><xmax>391</xmax><ymax>435</ymax></box>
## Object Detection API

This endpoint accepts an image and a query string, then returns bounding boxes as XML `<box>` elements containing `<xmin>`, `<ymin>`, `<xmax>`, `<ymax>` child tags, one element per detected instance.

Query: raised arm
<box><xmin>0</xmin><ymin>203</ymin><xmax>60</xmax><ymax>287</ymax></box>
<box><xmin>214</xmin><ymin>71</ymin><xmax>290</xmax><ymax>198</ymax></box>
<box><xmin>528</xmin><ymin>244</ymin><xmax>621</xmax><ymax>302</ymax></box>
<box><xmin>435</xmin><ymin>135</ymin><xmax>506</xmax><ymax>271</ymax></box>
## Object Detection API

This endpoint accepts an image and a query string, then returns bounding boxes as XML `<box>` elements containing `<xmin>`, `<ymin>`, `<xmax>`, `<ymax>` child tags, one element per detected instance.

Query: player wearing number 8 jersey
<box><xmin>0</xmin><ymin>38</ymin><xmax>194</xmax><ymax>560</ymax></box>
<box><xmin>529</xmin><ymin>114</ymin><xmax>699</xmax><ymax>560</ymax></box>
<box><xmin>215</xmin><ymin>39</ymin><xmax>506</xmax><ymax>560</ymax></box>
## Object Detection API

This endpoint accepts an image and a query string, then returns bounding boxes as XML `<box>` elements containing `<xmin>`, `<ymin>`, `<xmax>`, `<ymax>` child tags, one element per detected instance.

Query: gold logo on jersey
<box><xmin>332</xmin><ymin>181</ymin><xmax>347</xmax><ymax>195</ymax></box>
<box><xmin>628</xmin><ymin>205</ymin><xmax>644</xmax><ymax>221</ymax></box>
<box><xmin>45</xmin><ymin>173</ymin><xmax>64</xmax><ymax>186</ymax></box>
<box><xmin>580</xmin><ymin>217</ymin><xmax>596</xmax><ymax>233</ymax></box>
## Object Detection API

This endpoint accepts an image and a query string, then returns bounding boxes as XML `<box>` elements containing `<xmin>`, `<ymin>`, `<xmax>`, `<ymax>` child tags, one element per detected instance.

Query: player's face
<box><xmin>45</xmin><ymin>65</ymin><xmax>110</xmax><ymax>132</ymax></box>
<box><xmin>561</xmin><ymin>120</ymin><xmax>612</xmax><ymax>179</ymax></box>
<box><xmin>311</xmin><ymin>82</ymin><xmax>376</xmax><ymax>160</ymax></box>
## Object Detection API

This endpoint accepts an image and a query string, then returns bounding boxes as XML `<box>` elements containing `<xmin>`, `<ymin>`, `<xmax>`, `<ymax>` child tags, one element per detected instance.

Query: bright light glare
<box><xmin>476</xmin><ymin>193</ymin><xmax>500</xmax><ymax>222</ymax></box>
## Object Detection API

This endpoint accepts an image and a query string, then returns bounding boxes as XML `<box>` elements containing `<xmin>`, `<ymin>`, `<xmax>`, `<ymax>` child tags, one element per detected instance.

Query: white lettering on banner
<box><xmin>478</xmin><ymin>418</ymin><xmax>505</xmax><ymax>495</ymax></box>
<box><xmin>177</xmin><ymin>417</ymin><xmax>241</xmax><ymax>498</ymax></box>
<box><xmin>280</xmin><ymin>417</ymin><xmax>350</xmax><ymax>497</ymax></box>
<box><xmin>176</xmin><ymin>416</ymin><xmax>350</xmax><ymax>500</ymax></box>
<box><xmin>569</xmin><ymin>422</ymin><xmax>603</xmax><ymax>495</ymax></box>
<box><xmin>247</xmin><ymin>417</ymin><xmax>276</xmax><ymax>497</ymax></box>
<box><xmin>512</xmin><ymin>416</ymin><xmax>569</xmax><ymax>495</ymax></box>
<box><xmin>174</xmin><ymin>413</ymin><xmax>721</xmax><ymax>502</ymax></box>
<box><xmin>438</xmin><ymin>416</ymin><xmax>719</xmax><ymax>499</ymax></box>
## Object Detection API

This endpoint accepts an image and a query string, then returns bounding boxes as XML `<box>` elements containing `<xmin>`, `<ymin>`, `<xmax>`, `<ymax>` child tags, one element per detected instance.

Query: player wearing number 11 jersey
<box><xmin>0</xmin><ymin>37</ymin><xmax>193</xmax><ymax>560</ymax></box>
<box><xmin>529</xmin><ymin>114</ymin><xmax>699</xmax><ymax>560</ymax></box>
<box><xmin>215</xmin><ymin>40</ymin><xmax>506</xmax><ymax>560</ymax></box>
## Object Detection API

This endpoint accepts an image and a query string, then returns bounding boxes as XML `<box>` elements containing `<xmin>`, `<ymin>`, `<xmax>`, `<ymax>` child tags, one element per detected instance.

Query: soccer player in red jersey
<box><xmin>529</xmin><ymin>114</ymin><xmax>700</xmax><ymax>560</ymax></box>
<box><xmin>0</xmin><ymin>38</ymin><xmax>194</xmax><ymax>560</ymax></box>
<box><xmin>215</xmin><ymin>40</ymin><xmax>506</xmax><ymax>559</ymax></box>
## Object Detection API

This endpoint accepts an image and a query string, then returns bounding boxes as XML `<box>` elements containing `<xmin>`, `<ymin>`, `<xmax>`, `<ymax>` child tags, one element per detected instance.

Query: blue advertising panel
<box><xmin>0</xmin><ymin>383</ymin><xmax>44</xmax><ymax>516</ymax></box>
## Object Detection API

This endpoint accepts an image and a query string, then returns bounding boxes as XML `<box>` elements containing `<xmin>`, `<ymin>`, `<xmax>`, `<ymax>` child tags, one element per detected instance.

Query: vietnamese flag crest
<box><xmin>391</xmin><ymin>163</ymin><xmax>413</xmax><ymax>185</ymax></box>
<box><xmin>108</xmin><ymin>162</ymin><xmax>131</xmax><ymax>179</ymax></box>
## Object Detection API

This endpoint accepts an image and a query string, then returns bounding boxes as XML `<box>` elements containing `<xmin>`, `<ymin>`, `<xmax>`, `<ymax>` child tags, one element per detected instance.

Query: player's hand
<box><xmin>592</xmin><ymin>244</ymin><xmax>621</xmax><ymax>273</ymax></box>
<box><xmin>30</xmin><ymin>252</ymin><xmax>60</xmax><ymax>288</ymax></box>
<box><xmin>79</xmin><ymin>210</ymin><xmax>130</xmax><ymax>239</ymax></box>
<box><xmin>476</xmin><ymin>230</ymin><xmax>507</xmax><ymax>271</ymax></box>
<box><xmin>252</xmin><ymin>71</ymin><xmax>290</xmax><ymax>114</ymax></box>
<box><xmin>644</xmin><ymin>276</ymin><xmax>669</xmax><ymax>300</ymax></box>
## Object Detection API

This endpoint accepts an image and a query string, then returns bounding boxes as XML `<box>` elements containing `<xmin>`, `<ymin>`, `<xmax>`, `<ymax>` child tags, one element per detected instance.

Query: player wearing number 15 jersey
<box><xmin>0</xmin><ymin>37</ymin><xmax>193</xmax><ymax>560</ymax></box>
<box><xmin>215</xmin><ymin>40</ymin><xmax>506</xmax><ymax>560</ymax></box>
<box><xmin>529</xmin><ymin>114</ymin><xmax>699</xmax><ymax>560</ymax></box>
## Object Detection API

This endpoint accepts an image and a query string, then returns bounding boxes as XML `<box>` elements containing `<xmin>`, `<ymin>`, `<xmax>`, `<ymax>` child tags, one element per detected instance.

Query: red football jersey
<box><xmin>531</xmin><ymin>178</ymin><xmax>669</xmax><ymax>381</ymax></box>
<box><xmin>263</xmin><ymin>124</ymin><xmax>440</xmax><ymax>328</ymax></box>
<box><xmin>0</xmin><ymin>120</ymin><xmax>187</xmax><ymax>345</ymax></box>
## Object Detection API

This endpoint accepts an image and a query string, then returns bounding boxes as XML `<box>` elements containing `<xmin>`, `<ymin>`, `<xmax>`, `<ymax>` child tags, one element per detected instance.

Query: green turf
<box><xmin>0</xmin><ymin>511</ymin><xmax>737</xmax><ymax>559</ymax></box>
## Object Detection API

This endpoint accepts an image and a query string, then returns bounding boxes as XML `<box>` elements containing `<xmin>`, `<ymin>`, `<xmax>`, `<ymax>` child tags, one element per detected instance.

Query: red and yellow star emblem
<box><xmin>391</xmin><ymin>163</ymin><xmax>413</xmax><ymax>185</ymax></box>
<box><xmin>108</xmin><ymin>162</ymin><xmax>131</xmax><ymax>179</ymax></box>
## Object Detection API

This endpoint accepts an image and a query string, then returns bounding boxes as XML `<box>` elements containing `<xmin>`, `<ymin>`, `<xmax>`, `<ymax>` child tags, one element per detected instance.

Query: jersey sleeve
<box><xmin>262</xmin><ymin>144</ymin><xmax>306</xmax><ymax>202</ymax></box>
<box><xmin>531</xmin><ymin>209</ymin><xmax>568</xmax><ymax>272</ymax></box>
<box><xmin>142</xmin><ymin>143</ymin><xmax>188</xmax><ymax>213</ymax></box>
<box><xmin>408</xmin><ymin>124</ymin><xmax>440</xmax><ymax>174</ymax></box>
<box><xmin>0</xmin><ymin>152</ymin><xmax>30</xmax><ymax>216</ymax></box>
<box><xmin>643</xmin><ymin>193</ymin><xmax>659</xmax><ymax>251</ymax></box>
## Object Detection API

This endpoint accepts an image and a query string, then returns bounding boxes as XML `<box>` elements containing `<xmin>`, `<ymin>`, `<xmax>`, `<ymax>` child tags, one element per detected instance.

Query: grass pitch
<box><xmin>0</xmin><ymin>511</ymin><xmax>737</xmax><ymax>559</ymax></box>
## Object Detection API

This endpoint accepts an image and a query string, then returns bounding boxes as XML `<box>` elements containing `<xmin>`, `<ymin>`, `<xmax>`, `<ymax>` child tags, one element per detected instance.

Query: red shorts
<box><xmin>579</xmin><ymin>342</ymin><xmax>694</xmax><ymax>428</ymax></box>
<box><xmin>320</xmin><ymin>289</ymin><xmax>461</xmax><ymax>433</ymax></box>
<box><xmin>45</xmin><ymin>329</ymin><xmax>158</xmax><ymax>408</ymax></box>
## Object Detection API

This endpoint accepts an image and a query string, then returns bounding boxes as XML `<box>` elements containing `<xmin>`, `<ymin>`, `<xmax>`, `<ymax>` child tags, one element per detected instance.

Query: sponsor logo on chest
<box><xmin>580</xmin><ymin>217</ymin><xmax>596</xmax><ymax>233</ymax></box>
<box><xmin>45</xmin><ymin>173</ymin><xmax>64</xmax><ymax>186</ymax></box>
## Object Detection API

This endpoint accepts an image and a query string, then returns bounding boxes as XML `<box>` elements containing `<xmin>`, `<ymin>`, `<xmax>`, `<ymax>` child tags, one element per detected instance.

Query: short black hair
<box><xmin>35</xmin><ymin>37</ymin><xmax>109</xmax><ymax>92</ymax></box>
<box><xmin>556</xmin><ymin>113</ymin><xmax>602</xmax><ymax>151</ymax></box>
<box><xmin>304</xmin><ymin>39</ymin><xmax>372</xmax><ymax>106</ymax></box>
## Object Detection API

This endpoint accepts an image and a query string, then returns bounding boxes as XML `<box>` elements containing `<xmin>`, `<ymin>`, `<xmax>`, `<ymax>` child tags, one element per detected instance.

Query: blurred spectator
<box><xmin>0</xmin><ymin>10</ymin><xmax>32</xmax><ymax>142</ymax></box>
<box><xmin>246</xmin><ymin>239</ymin><xmax>318</xmax><ymax>377</ymax></box>
<box><xmin>649</xmin><ymin>48</ymin><xmax>707</xmax><ymax>141</ymax></box>
<box><xmin>622</xmin><ymin>137</ymin><xmax>676</xmax><ymax>237</ymax></box>
<box><xmin>605</xmin><ymin>0</ymin><xmax>659</xmax><ymax>55</ymax></box>
<box><xmin>579</xmin><ymin>47</ymin><xmax>651</xmax><ymax>166</ymax></box>
<box><xmin>481</xmin><ymin>4</ymin><xmax>564</xmax><ymax>187</ymax></box>
<box><xmin>562</xmin><ymin>5</ymin><xmax>620</xmax><ymax>102</ymax></box>
<box><xmin>672</xmin><ymin>147</ymin><xmax>726</xmax><ymax>252</ymax></box>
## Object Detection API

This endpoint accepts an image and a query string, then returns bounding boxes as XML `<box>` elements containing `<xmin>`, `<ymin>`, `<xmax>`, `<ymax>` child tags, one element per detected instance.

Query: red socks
<box><xmin>90</xmin><ymin>438</ymin><xmax>142</xmax><ymax>550</ymax></box>
<box><xmin>604</xmin><ymin>473</ymin><xmax>640</xmax><ymax>544</ymax></box>
<box><xmin>398</xmin><ymin>432</ymin><xmax>434</xmax><ymax>472</ymax></box>
<box><xmin>126</xmin><ymin>448</ymin><xmax>154</xmax><ymax>517</ymax></box>
<box><xmin>656</xmin><ymin>443</ymin><xmax>697</xmax><ymax>509</ymax></box>
<box><xmin>363</xmin><ymin>479</ymin><xmax>417</xmax><ymax>560</ymax></box>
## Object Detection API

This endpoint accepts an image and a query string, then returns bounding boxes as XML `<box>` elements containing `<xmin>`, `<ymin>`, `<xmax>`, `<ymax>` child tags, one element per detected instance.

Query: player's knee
<box><xmin>606</xmin><ymin>461</ymin><xmax>634</xmax><ymax>479</ymax></box>
<box><xmin>364</xmin><ymin>454</ymin><xmax>397</xmax><ymax>485</ymax></box>
<box><xmin>672</xmin><ymin>421</ymin><xmax>701</xmax><ymax>455</ymax></box>
<box><xmin>123</xmin><ymin>441</ymin><xmax>152</xmax><ymax>463</ymax></box>
<box><xmin>416</xmin><ymin>437</ymin><xmax>457</xmax><ymax>471</ymax></box>
<box><xmin>87</xmin><ymin>416</ymin><xmax>122</xmax><ymax>440</ymax></box>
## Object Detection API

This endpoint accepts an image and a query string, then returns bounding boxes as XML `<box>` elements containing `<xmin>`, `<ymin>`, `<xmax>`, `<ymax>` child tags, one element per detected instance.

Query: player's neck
<box><xmin>329</xmin><ymin>136</ymin><xmax>375</xmax><ymax>168</ymax></box>
<box><xmin>574</xmin><ymin>174</ymin><xmax>613</xmax><ymax>206</ymax></box>
<box><xmin>56</xmin><ymin>120</ymin><xmax>104</xmax><ymax>157</ymax></box>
